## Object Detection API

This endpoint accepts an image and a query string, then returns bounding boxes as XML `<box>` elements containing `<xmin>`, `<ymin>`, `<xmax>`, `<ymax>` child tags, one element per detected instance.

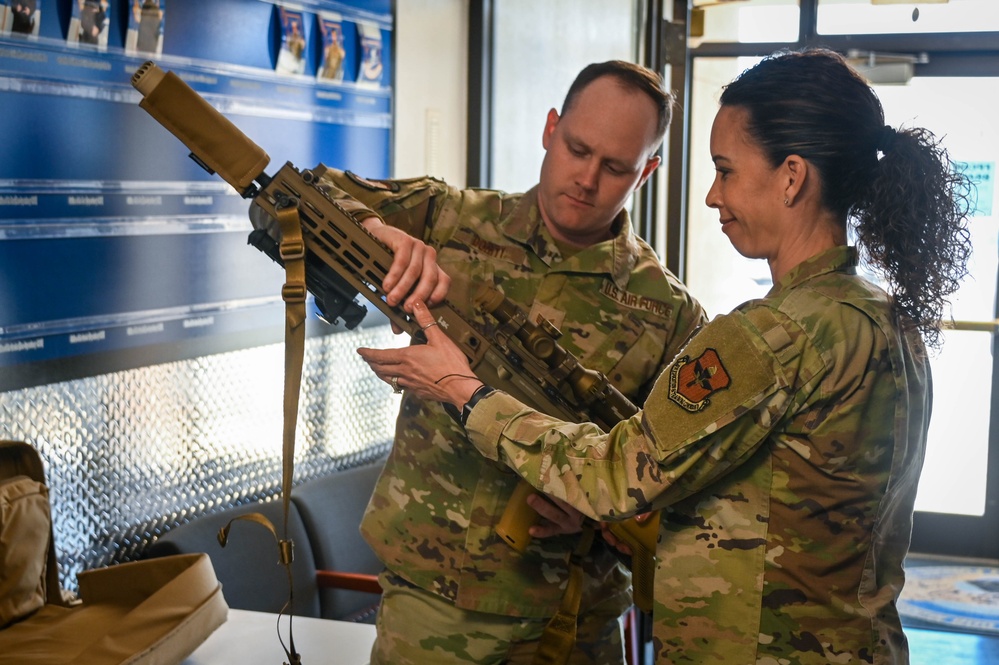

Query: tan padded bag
<box><xmin>0</xmin><ymin>441</ymin><xmax>228</xmax><ymax>664</ymax></box>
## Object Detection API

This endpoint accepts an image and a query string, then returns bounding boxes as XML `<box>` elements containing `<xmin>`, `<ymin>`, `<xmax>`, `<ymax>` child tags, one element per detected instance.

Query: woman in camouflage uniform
<box><xmin>360</xmin><ymin>48</ymin><xmax>973</xmax><ymax>664</ymax></box>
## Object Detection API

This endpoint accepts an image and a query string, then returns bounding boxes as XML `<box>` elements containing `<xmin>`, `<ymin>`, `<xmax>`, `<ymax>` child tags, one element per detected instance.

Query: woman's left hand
<box><xmin>357</xmin><ymin>300</ymin><xmax>481</xmax><ymax>408</ymax></box>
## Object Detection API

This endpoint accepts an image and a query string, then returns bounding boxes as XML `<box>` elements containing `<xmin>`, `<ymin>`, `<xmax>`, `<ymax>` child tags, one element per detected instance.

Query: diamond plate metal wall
<box><xmin>0</xmin><ymin>325</ymin><xmax>403</xmax><ymax>592</ymax></box>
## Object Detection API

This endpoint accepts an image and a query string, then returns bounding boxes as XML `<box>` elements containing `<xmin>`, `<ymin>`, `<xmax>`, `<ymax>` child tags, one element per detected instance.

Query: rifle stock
<box><xmin>131</xmin><ymin>61</ymin><xmax>658</xmax><ymax>612</ymax></box>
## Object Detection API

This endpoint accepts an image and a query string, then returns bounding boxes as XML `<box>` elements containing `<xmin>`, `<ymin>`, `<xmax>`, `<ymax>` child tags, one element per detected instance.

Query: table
<box><xmin>183</xmin><ymin>609</ymin><xmax>376</xmax><ymax>664</ymax></box>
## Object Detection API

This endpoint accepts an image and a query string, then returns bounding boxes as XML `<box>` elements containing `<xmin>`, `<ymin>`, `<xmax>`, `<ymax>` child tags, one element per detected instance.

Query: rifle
<box><xmin>130</xmin><ymin>61</ymin><xmax>658</xmax><ymax>612</ymax></box>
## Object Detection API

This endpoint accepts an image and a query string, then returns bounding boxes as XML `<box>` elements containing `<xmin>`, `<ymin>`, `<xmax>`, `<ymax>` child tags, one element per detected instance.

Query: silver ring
<box><xmin>421</xmin><ymin>321</ymin><xmax>439</xmax><ymax>331</ymax></box>
<box><xmin>391</xmin><ymin>376</ymin><xmax>402</xmax><ymax>394</ymax></box>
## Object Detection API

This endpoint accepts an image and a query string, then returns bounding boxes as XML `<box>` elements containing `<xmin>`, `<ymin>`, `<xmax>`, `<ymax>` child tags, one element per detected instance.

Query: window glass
<box><xmin>491</xmin><ymin>0</ymin><xmax>638</xmax><ymax>193</ymax></box>
<box><xmin>690</xmin><ymin>0</ymin><xmax>799</xmax><ymax>46</ymax></box>
<box><xmin>818</xmin><ymin>0</ymin><xmax>999</xmax><ymax>35</ymax></box>
<box><xmin>923</xmin><ymin>330</ymin><xmax>992</xmax><ymax>516</ymax></box>
<box><xmin>874</xmin><ymin>75</ymin><xmax>998</xmax><ymax>516</ymax></box>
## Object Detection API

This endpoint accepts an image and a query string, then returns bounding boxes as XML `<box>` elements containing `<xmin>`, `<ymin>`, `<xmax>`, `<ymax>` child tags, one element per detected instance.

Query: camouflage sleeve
<box><xmin>317</xmin><ymin>168</ymin><xmax>451</xmax><ymax>242</ymax></box>
<box><xmin>464</xmin><ymin>308</ymin><xmax>800</xmax><ymax>521</ymax></box>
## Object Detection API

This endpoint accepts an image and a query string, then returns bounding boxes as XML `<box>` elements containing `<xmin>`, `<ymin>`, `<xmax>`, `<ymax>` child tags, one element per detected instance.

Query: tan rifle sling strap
<box><xmin>217</xmin><ymin>198</ymin><xmax>306</xmax><ymax>665</ymax></box>
<box><xmin>530</xmin><ymin>524</ymin><xmax>596</xmax><ymax>665</ymax></box>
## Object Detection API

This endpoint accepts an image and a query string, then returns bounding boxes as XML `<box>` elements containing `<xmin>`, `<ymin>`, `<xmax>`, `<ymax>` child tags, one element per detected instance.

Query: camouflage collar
<box><xmin>502</xmin><ymin>187</ymin><xmax>640</xmax><ymax>290</ymax></box>
<box><xmin>769</xmin><ymin>245</ymin><xmax>859</xmax><ymax>296</ymax></box>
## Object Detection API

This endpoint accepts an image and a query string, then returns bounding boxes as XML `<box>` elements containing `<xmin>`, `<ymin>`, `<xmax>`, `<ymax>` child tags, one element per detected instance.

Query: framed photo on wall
<box><xmin>3</xmin><ymin>0</ymin><xmax>41</xmax><ymax>36</ymax></box>
<box><xmin>125</xmin><ymin>0</ymin><xmax>164</xmax><ymax>56</ymax></box>
<box><xmin>275</xmin><ymin>4</ymin><xmax>307</xmax><ymax>76</ymax></box>
<box><xmin>317</xmin><ymin>11</ymin><xmax>345</xmax><ymax>82</ymax></box>
<box><xmin>67</xmin><ymin>0</ymin><xmax>110</xmax><ymax>48</ymax></box>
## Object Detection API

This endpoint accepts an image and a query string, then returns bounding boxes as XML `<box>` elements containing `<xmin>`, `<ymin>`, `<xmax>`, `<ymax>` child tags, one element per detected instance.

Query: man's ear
<box><xmin>636</xmin><ymin>155</ymin><xmax>661</xmax><ymax>190</ymax></box>
<box><xmin>781</xmin><ymin>154</ymin><xmax>808</xmax><ymax>205</ymax></box>
<box><xmin>542</xmin><ymin>108</ymin><xmax>560</xmax><ymax>151</ymax></box>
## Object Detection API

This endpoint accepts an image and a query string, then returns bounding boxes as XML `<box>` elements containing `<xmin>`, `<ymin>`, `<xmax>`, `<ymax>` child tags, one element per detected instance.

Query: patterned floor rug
<box><xmin>899</xmin><ymin>565</ymin><xmax>999</xmax><ymax>635</ymax></box>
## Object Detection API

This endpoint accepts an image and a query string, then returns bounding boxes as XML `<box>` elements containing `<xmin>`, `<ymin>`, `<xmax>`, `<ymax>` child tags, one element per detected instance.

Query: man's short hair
<box><xmin>560</xmin><ymin>60</ymin><xmax>673</xmax><ymax>151</ymax></box>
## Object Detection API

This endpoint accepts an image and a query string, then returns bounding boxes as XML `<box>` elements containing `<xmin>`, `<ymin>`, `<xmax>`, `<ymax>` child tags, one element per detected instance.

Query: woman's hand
<box><xmin>357</xmin><ymin>300</ymin><xmax>480</xmax><ymax>408</ymax></box>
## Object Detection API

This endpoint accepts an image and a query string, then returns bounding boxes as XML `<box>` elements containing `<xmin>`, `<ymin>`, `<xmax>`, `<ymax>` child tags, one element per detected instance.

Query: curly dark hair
<box><xmin>855</xmin><ymin>127</ymin><xmax>972</xmax><ymax>348</ymax></box>
<box><xmin>720</xmin><ymin>48</ymin><xmax>972</xmax><ymax>348</ymax></box>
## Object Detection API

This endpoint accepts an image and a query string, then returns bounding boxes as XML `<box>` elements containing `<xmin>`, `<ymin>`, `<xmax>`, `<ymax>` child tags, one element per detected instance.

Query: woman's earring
<box><xmin>784</xmin><ymin>198</ymin><xmax>790</xmax><ymax>206</ymax></box>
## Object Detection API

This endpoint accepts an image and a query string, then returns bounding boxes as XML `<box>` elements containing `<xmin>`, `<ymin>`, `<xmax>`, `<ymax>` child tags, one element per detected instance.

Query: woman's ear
<box><xmin>781</xmin><ymin>155</ymin><xmax>808</xmax><ymax>206</ymax></box>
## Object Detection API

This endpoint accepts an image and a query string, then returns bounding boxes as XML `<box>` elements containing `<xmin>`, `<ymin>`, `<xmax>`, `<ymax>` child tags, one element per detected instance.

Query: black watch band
<box><xmin>446</xmin><ymin>384</ymin><xmax>495</xmax><ymax>428</ymax></box>
<box><xmin>442</xmin><ymin>401</ymin><xmax>461</xmax><ymax>424</ymax></box>
<box><xmin>461</xmin><ymin>384</ymin><xmax>496</xmax><ymax>427</ymax></box>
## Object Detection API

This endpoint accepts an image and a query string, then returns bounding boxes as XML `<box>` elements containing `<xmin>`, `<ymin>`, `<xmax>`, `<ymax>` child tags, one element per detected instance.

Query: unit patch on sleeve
<box><xmin>668</xmin><ymin>348</ymin><xmax>731</xmax><ymax>412</ymax></box>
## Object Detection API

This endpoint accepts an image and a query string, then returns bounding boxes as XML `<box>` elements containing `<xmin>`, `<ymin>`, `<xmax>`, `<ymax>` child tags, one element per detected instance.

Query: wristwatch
<box><xmin>444</xmin><ymin>384</ymin><xmax>496</xmax><ymax>427</ymax></box>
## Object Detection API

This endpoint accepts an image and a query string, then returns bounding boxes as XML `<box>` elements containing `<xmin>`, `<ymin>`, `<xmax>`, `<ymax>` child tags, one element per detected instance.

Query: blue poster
<box><xmin>68</xmin><ymin>1</ymin><xmax>110</xmax><ymax>48</ymax></box>
<box><xmin>356</xmin><ymin>20</ymin><xmax>383</xmax><ymax>87</ymax></box>
<box><xmin>3</xmin><ymin>0</ymin><xmax>40</xmax><ymax>36</ymax></box>
<box><xmin>317</xmin><ymin>11</ymin><xmax>346</xmax><ymax>82</ymax></box>
<box><xmin>276</xmin><ymin>5</ymin><xmax>308</xmax><ymax>76</ymax></box>
<box><xmin>0</xmin><ymin>0</ymin><xmax>393</xmax><ymax>387</ymax></box>
<box><xmin>125</xmin><ymin>0</ymin><xmax>164</xmax><ymax>56</ymax></box>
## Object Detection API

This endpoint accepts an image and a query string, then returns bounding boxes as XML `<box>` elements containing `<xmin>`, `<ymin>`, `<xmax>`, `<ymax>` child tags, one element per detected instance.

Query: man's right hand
<box><xmin>362</xmin><ymin>217</ymin><xmax>450</xmax><ymax>316</ymax></box>
<box><xmin>527</xmin><ymin>494</ymin><xmax>586</xmax><ymax>538</ymax></box>
<box><xmin>599</xmin><ymin>512</ymin><xmax>655</xmax><ymax>557</ymax></box>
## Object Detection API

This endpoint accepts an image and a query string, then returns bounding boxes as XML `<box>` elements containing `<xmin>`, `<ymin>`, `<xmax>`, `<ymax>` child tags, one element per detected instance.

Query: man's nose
<box><xmin>577</xmin><ymin>159</ymin><xmax>600</xmax><ymax>191</ymax></box>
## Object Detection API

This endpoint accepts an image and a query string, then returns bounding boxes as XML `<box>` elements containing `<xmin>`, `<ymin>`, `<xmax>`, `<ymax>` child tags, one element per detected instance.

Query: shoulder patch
<box><xmin>345</xmin><ymin>171</ymin><xmax>400</xmax><ymax>192</ymax></box>
<box><xmin>668</xmin><ymin>349</ymin><xmax>731</xmax><ymax>412</ymax></box>
<box><xmin>644</xmin><ymin>311</ymin><xmax>788</xmax><ymax>454</ymax></box>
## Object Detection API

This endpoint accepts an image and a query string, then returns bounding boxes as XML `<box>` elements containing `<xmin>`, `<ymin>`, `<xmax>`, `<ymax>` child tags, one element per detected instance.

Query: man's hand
<box><xmin>362</xmin><ymin>218</ymin><xmax>449</xmax><ymax>313</ymax></box>
<box><xmin>598</xmin><ymin>523</ymin><xmax>633</xmax><ymax>556</ymax></box>
<box><xmin>598</xmin><ymin>511</ymin><xmax>655</xmax><ymax>557</ymax></box>
<box><xmin>527</xmin><ymin>493</ymin><xmax>586</xmax><ymax>538</ymax></box>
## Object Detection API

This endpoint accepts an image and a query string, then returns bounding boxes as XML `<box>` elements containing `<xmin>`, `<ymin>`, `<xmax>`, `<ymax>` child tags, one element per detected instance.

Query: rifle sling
<box><xmin>218</xmin><ymin>202</ymin><xmax>305</xmax><ymax>665</ymax></box>
<box><xmin>531</xmin><ymin>525</ymin><xmax>595</xmax><ymax>665</ymax></box>
<box><xmin>276</xmin><ymin>202</ymin><xmax>306</xmax><ymax>664</ymax></box>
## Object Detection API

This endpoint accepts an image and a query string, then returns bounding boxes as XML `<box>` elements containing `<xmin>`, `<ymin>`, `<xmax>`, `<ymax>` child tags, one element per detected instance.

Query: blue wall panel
<box><xmin>0</xmin><ymin>0</ymin><xmax>393</xmax><ymax>388</ymax></box>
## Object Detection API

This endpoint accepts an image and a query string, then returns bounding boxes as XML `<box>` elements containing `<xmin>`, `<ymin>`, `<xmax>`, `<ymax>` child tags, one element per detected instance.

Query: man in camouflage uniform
<box><xmin>327</xmin><ymin>61</ymin><xmax>705</xmax><ymax>664</ymax></box>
